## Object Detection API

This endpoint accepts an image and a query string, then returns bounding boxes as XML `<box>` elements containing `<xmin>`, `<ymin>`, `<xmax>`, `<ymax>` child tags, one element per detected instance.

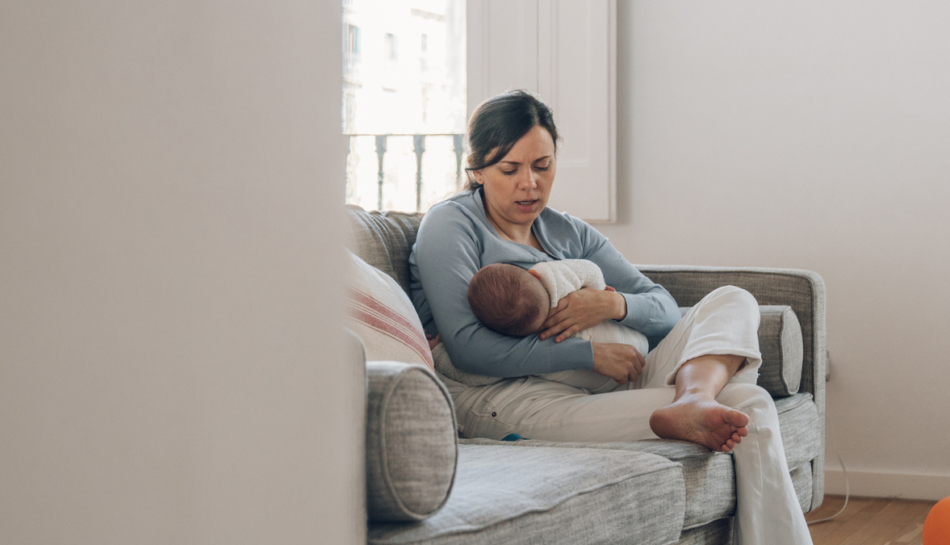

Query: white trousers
<box><xmin>446</xmin><ymin>286</ymin><xmax>813</xmax><ymax>545</ymax></box>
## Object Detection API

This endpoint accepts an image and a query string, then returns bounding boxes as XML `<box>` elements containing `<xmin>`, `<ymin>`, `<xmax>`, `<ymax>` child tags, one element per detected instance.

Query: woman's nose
<box><xmin>517</xmin><ymin>169</ymin><xmax>537</xmax><ymax>190</ymax></box>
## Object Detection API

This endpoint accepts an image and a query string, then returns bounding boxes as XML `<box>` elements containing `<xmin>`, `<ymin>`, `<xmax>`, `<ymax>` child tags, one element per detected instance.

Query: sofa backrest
<box><xmin>345</xmin><ymin>205</ymin><xmax>423</xmax><ymax>296</ymax></box>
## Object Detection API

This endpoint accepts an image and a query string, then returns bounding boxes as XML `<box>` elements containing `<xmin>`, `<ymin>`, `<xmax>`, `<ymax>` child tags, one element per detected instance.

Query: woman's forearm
<box><xmin>441</xmin><ymin>323</ymin><xmax>596</xmax><ymax>376</ymax></box>
<box><xmin>539</xmin><ymin>287</ymin><xmax>629</xmax><ymax>343</ymax></box>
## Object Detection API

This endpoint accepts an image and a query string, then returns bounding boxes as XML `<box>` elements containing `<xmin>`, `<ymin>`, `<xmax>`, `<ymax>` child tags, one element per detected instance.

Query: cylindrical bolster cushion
<box><xmin>366</xmin><ymin>361</ymin><xmax>458</xmax><ymax>522</ymax></box>
<box><xmin>756</xmin><ymin>306</ymin><xmax>804</xmax><ymax>397</ymax></box>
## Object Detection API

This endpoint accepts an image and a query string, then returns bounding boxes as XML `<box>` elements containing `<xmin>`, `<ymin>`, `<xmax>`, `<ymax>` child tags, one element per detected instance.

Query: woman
<box><xmin>409</xmin><ymin>90</ymin><xmax>812</xmax><ymax>545</ymax></box>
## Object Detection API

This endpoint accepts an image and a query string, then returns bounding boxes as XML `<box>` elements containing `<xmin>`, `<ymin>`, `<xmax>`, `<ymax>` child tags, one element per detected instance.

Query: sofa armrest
<box><xmin>639</xmin><ymin>265</ymin><xmax>826</xmax><ymax>508</ymax></box>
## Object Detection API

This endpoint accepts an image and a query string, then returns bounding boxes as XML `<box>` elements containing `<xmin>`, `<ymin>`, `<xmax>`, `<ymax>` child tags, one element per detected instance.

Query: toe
<box><xmin>725</xmin><ymin>408</ymin><xmax>750</xmax><ymax>428</ymax></box>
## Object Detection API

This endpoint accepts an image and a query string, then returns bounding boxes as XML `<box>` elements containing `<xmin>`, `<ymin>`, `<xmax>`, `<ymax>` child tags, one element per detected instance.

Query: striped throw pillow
<box><xmin>347</xmin><ymin>251</ymin><xmax>434</xmax><ymax>371</ymax></box>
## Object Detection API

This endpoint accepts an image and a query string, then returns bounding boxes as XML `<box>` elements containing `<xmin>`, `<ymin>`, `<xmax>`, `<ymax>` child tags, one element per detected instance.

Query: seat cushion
<box><xmin>677</xmin><ymin>518</ymin><xmax>733</xmax><ymax>545</ymax></box>
<box><xmin>790</xmin><ymin>461</ymin><xmax>814</xmax><ymax>513</ymax></box>
<box><xmin>464</xmin><ymin>438</ymin><xmax>736</xmax><ymax>531</ymax></box>
<box><xmin>369</xmin><ymin>444</ymin><xmax>685</xmax><ymax>545</ymax></box>
<box><xmin>775</xmin><ymin>393</ymin><xmax>821</xmax><ymax>471</ymax></box>
<box><xmin>456</xmin><ymin>392</ymin><xmax>822</xmax><ymax>530</ymax></box>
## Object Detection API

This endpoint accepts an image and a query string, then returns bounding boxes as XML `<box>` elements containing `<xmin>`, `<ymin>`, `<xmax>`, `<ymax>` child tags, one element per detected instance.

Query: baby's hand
<box><xmin>426</xmin><ymin>333</ymin><xmax>442</xmax><ymax>351</ymax></box>
<box><xmin>604</xmin><ymin>286</ymin><xmax>616</xmax><ymax>292</ymax></box>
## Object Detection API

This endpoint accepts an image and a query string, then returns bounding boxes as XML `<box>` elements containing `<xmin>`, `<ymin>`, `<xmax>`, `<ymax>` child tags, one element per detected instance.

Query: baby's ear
<box><xmin>528</xmin><ymin>268</ymin><xmax>542</xmax><ymax>279</ymax></box>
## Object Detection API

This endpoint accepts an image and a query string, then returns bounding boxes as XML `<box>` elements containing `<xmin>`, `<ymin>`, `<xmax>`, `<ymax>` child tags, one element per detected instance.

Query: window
<box><xmin>342</xmin><ymin>0</ymin><xmax>466</xmax><ymax>213</ymax></box>
<box><xmin>384</xmin><ymin>33</ymin><xmax>397</xmax><ymax>61</ymax></box>
<box><xmin>342</xmin><ymin>0</ymin><xmax>615</xmax><ymax>221</ymax></box>
<box><xmin>345</xmin><ymin>24</ymin><xmax>361</xmax><ymax>56</ymax></box>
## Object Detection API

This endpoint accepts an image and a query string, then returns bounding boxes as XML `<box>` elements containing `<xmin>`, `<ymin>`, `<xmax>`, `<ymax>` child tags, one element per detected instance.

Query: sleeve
<box><xmin>413</xmin><ymin>204</ymin><xmax>595</xmax><ymax>377</ymax></box>
<box><xmin>571</xmin><ymin>217</ymin><xmax>681</xmax><ymax>338</ymax></box>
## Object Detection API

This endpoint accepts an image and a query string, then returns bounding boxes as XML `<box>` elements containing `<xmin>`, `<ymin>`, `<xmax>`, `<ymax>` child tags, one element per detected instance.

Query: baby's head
<box><xmin>468</xmin><ymin>263</ymin><xmax>550</xmax><ymax>337</ymax></box>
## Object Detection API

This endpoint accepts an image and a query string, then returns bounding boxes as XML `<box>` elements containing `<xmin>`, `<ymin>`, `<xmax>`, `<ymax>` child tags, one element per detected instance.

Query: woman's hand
<box><xmin>591</xmin><ymin>342</ymin><xmax>645</xmax><ymax>385</ymax></box>
<box><xmin>539</xmin><ymin>287</ymin><xmax>627</xmax><ymax>343</ymax></box>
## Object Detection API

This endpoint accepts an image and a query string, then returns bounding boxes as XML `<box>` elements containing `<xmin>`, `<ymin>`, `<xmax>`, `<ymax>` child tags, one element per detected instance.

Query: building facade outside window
<box><xmin>342</xmin><ymin>0</ymin><xmax>466</xmax><ymax>213</ymax></box>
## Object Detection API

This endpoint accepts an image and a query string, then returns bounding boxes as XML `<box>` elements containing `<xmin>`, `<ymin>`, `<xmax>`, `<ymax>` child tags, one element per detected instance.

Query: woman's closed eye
<box><xmin>498</xmin><ymin>158</ymin><xmax>551</xmax><ymax>176</ymax></box>
<box><xmin>533</xmin><ymin>159</ymin><xmax>552</xmax><ymax>172</ymax></box>
<box><xmin>501</xmin><ymin>166</ymin><xmax>549</xmax><ymax>176</ymax></box>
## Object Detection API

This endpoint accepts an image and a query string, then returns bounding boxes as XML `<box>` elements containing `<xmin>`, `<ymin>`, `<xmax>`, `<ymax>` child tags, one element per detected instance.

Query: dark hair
<box><xmin>467</xmin><ymin>263</ymin><xmax>549</xmax><ymax>337</ymax></box>
<box><xmin>464</xmin><ymin>90</ymin><xmax>559</xmax><ymax>191</ymax></box>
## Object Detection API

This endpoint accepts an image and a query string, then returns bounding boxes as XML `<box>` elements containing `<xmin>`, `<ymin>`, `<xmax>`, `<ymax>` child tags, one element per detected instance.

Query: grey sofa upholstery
<box><xmin>347</xmin><ymin>206</ymin><xmax>826</xmax><ymax>545</ymax></box>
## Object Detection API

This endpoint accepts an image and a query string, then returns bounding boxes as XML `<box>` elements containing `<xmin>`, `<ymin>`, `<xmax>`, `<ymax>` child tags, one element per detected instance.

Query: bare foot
<box><xmin>649</xmin><ymin>394</ymin><xmax>750</xmax><ymax>452</ymax></box>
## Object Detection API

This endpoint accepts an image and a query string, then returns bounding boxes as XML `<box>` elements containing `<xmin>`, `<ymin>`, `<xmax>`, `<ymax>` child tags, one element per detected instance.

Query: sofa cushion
<box><xmin>348</xmin><ymin>250</ymin><xmax>434</xmax><ymax>371</ymax></box>
<box><xmin>462</xmin><ymin>438</ymin><xmax>736</xmax><ymax>531</ymax></box>
<box><xmin>455</xmin><ymin>391</ymin><xmax>822</xmax><ymax>530</ymax></box>
<box><xmin>677</xmin><ymin>518</ymin><xmax>734</xmax><ymax>545</ymax></box>
<box><xmin>346</xmin><ymin>206</ymin><xmax>422</xmax><ymax>295</ymax></box>
<box><xmin>757</xmin><ymin>305</ymin><xmax>803</xmax><ymax>397</ymax></box>
<box><xmin>774</xmin><ymin>393</ymin><xmax>821</xmax><ymax>471</ymax></box>
<box><xmin>790</xmin><ymin>461</ymin><xmax>814</xmax><ymax>513</ymax></box>
<box><xmin>366</xmin><ymin>361</ymin><xmax>458</xmax><ymax>522</ymax></box>
<box><xmin>623</xmin><ymin>393</ymin><xmax>820</xmax><ymax>523</ymax></box>
<box><xmin>368</xmin><ymin>444</ymin><xmax>685</xmax><ymax>545</ymax></box>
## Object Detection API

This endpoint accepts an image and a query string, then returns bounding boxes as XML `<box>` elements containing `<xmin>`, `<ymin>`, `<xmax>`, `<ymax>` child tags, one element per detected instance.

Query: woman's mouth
<box><xmin>516</xmin><ymin>200</ymin><xmax>538</xmax><ymax>212</ymax></box>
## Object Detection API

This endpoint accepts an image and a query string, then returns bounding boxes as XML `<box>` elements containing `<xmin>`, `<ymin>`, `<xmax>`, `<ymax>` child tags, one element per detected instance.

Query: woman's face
<box><xmin>472</xmin><ymin>125</ymin><xmax>556</xmax><ymax>234</ymax></box>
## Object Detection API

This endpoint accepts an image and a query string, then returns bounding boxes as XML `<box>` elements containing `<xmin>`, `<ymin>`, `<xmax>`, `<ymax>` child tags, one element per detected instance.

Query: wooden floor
<box><xmin>805</xmin><ymin>495</ymin><xmax>937</xmax><ymax>545</ymax></box>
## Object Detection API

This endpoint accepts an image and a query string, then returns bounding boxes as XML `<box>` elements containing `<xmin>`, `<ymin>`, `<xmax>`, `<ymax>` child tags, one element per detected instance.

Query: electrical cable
<box><xmin>807</xmin><ymin>451</ymin><xmax>850</xmax><ymax>525</ymax></box>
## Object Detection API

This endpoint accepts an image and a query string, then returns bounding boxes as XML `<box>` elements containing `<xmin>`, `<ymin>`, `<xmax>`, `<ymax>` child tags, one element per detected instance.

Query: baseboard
<box><xmin>824</xmin><ymin>468</ymin><xmax>950</xmax><ymax>501</ymax></box>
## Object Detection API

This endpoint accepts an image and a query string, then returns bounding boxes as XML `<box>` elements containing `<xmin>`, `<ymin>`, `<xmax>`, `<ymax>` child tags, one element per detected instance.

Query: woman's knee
<box><xmin>708</xmin><ymin>285</ymin><xmax>758</xmax><ymax>310</ymax></box>
<box><xmin>693</xmin><ymin>285</ymin><xmax>760</xmax><ymax>327</ymax></box>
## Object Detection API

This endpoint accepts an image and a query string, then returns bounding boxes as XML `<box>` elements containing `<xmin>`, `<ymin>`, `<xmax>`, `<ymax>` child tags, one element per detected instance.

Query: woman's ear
<box><xmin>471</xmin><ymin>166</ymin><xmax>484</xmax><ymax>185</ymax></box>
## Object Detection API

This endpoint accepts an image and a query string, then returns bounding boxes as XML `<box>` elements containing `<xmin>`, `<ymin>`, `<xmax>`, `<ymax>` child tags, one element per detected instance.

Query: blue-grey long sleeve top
<box><xmin>408</xmin><ymin>189</ymin><xmax>681</xmax><ymax>377</ymax></box>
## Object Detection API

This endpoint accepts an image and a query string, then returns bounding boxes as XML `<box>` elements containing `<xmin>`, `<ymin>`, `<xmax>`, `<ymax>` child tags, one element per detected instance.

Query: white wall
<box><xmin>0</xmin><ymin>1</ymin><xmax>363</xmax><ymax>543</ymax></box>
<box><xmin>596</xmin><ymin>1</ymin><xmax>950</xmax><ymax>500</ymax></box>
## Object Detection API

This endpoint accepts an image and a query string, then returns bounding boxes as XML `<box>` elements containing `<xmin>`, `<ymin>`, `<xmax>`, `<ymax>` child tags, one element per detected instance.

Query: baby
<box><xmin>467</xmin><ymin>259</ymin><xmax>650</xmax><ymax>394</ymax></box>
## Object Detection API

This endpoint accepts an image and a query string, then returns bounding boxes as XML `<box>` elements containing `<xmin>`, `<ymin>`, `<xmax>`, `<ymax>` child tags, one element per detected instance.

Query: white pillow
<box><xmin>347</xmin><ymin>250</ymin><xmax>434</xmax><ymax>371</ymax></box>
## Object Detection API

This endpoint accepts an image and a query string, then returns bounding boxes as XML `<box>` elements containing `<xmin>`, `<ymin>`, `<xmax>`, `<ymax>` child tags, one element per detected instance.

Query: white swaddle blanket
<box><xmin>531</xmin><ymin>258</ymin><xmax>608</xmax><ymax>305</ymax></box>
<box><xmin>433</xmin><ymin>259</ymin><xmax>651</xmax><ymax>394</ymax></box>
<box><xmin>531</xmin><ymin>259</ymin><xmax>650</xmax><ymax>393</ymax></box>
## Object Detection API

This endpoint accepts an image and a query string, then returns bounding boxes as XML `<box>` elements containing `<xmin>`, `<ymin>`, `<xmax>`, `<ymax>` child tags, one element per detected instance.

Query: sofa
<box><xmin>346</xmin><ymin>205</ymin><xmax>826</xmax><ymax>545</ymax></box>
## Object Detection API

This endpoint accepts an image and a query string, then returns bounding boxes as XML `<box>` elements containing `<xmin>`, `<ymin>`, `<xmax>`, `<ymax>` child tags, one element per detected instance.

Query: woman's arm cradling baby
<box><xmin>539</xmin><ymin>287</ymin><xmax>627</xmax><ymax>343</ymax></box>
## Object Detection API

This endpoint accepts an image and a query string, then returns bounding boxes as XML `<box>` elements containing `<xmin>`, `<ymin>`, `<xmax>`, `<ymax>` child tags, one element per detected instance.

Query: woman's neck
<box><xmin>478</xmin><ymin>189</ymin><xmax>543</xmax><ymax>250</ymax></box>
<box><xmin>488</xmin><ymin>216</ymin><xmax>530</xmax><ymax>243</ymax></box>
<box><xmin>486</xmin><ymin>212</ymin><xmax>543</xmax><ymax>252</ymax></box>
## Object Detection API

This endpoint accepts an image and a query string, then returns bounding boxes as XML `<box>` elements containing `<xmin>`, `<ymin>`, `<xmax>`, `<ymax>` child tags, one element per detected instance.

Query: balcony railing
<box><xmin>345</xmin><ymin>133</ymin><xmax>465</xmax><ymax>213</ymax></box>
